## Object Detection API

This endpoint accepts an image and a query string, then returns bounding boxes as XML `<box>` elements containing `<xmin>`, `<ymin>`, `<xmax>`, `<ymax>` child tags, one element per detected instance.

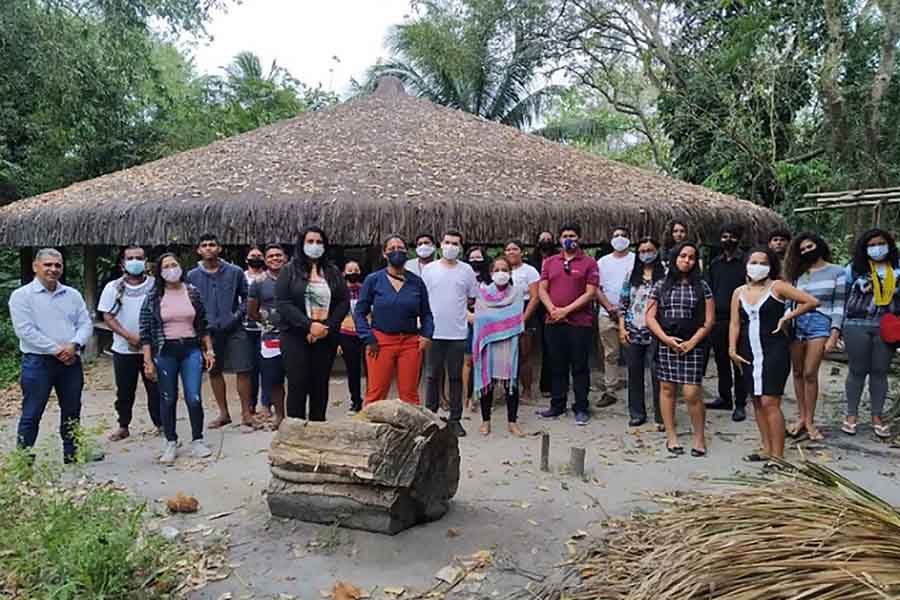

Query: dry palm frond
<box><xmin>539</xmin><ymin>461</ymin><xmax>900</xmax><ymax>600</ymax></box>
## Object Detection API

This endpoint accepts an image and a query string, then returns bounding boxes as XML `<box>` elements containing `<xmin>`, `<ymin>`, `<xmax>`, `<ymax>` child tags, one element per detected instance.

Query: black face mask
<box><xmin>721</xmin><ymin>239</ymin><xmax>739</xmax><ymax>252</ymax></box>
<box><xmin>345</xmin><ymin>273</ymin><xmax>362</xmax><ymax>283</ymax></box>
<box><xmin>247</xmin><ymin>257</ymin><xmax>265</xmax><ymax>269</ymax></box>
<box><xmin>538</xmin><ymin>240</ymin><xmax>554</xmax><ymax>253</ymax></box>
<box><xmin>800</xmin><ymin>246</ymin><xmax>823</xmax><ymax>263</ymax></box>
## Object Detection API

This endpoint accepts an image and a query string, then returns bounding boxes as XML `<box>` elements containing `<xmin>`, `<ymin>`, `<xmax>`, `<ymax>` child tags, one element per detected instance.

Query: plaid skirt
<box><xmin>656</xmin><ymin>343</ymin><xmax>706</xmax><ymax>385</ymax></box>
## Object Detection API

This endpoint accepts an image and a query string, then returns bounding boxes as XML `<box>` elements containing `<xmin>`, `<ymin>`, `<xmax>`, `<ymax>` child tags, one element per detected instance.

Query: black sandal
<box><xmin>666</xmin><ymin>444</ymin><xmax>685</xmax><ymax>456</ymax></box>
<box><xmin>743</xmin><ymin>452</ymin><xmax>768</xmax><ymax>463</ymax></box>
<box><xmin>691</xmin><ymin>448</ymin><xmax>707</xmax><ymax>458</ymax></box>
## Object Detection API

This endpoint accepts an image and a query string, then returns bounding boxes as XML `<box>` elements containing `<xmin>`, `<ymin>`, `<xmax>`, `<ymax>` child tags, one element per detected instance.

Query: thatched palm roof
<box><xmin>0</xmin><ymin>77</ymin><xmax>784</xmax><ymax>247</ymax></box>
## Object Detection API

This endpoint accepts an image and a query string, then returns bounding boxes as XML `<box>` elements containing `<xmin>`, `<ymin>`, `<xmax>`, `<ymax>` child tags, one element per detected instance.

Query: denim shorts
<box><xmin>794</xmin><ymin>311</ymin><xmax>832</xmax><ymax>341</ymax></box>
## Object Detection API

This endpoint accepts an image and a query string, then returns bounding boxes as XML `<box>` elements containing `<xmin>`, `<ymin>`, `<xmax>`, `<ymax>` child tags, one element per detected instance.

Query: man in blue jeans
<box><xmin>9</xmin><ymin>248</ymin><xmax>101</xmax><ymax>463</ymax></box>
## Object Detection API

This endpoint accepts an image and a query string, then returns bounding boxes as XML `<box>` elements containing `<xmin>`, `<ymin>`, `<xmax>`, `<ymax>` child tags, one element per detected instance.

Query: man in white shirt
<box><xmin>422</xmin><ymin>229</ymin><xmax>478</xmax><ymax>437</ymax></box>
<box><xmin>596</xmin><ymin>227</ymin><xmax>634</xmax><ymax>406</ymax></box>
<box><xmin>405</xmin><ymin>233</ymin><xmax>437</xmax><ymax>276</ymax></box>
<box><xmin>97</xmin><ymin>245</ymin><xmax>160</xmax><ymax>441</ymax></box>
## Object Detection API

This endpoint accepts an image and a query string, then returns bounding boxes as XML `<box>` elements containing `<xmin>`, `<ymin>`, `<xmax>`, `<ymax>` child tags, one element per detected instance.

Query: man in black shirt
<box><xmin>705</xmin><ymin>223</ymin><xmax>748</xmax><ymax>421</ymax></box>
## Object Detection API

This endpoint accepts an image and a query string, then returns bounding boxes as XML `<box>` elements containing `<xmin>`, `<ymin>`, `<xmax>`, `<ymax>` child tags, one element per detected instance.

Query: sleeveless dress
<box><xmin>738</xmin><ymin>287</ymin><xmax>791</xmax><ymax>396</ymax></box>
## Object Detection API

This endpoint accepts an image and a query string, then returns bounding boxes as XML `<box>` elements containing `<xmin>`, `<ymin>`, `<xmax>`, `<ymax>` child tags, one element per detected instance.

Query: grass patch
<box><xmin>0</xmin><ymin>450</ymin><xmax>179</xmax><ymax>599</ymax></box>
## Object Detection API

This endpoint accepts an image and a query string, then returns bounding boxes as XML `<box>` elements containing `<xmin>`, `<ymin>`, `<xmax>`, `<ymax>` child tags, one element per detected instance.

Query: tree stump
<box><xmin>266</xmin><ymin>400</ymin><xmax>460</xmax><ymax>534</ymax></box>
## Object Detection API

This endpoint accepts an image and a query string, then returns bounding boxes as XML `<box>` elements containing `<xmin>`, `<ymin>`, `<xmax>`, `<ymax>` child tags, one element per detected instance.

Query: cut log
<box><xmin>267</xmin><ymin>400</ymin><xmax>460</xmax><ymax>534</ymax></box>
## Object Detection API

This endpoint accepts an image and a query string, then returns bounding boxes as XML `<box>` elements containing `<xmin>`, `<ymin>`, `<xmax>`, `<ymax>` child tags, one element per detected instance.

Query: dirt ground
<box><xmin>2</xmin><ymin>355</ymin><xmax>900</xmax><ymax>600</ymax></box>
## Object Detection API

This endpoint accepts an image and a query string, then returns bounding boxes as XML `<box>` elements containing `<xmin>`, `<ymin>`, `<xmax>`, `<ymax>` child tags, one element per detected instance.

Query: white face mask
<box><xmin>304</xmin><ymin>243</ymin><xmax>325</xmax><ymax>259</ymax></box>
<box><xmin>161</xmin><ymin>266</ymin><xmax>182</xmax><ymax>283</ymax></box>
<box><xmin>492</xmin><ymin>271</ymin><xmax>511</xmax><ymax>286</ymax></box>
<box><xmin>746</xmin><ymin>263</ymin><xmax>770</xmax><ymax>282</ymax></box>
<box><xmin>868</xmin><ymin>244</ymin><xmax>889</xmax><ymax>261</ymax></box>
<box><xmin>611</xmin><ymin>236</ymin><xmax>631</xmax><ymax>253</ymax></box>
<box><xmin>416</xmin><ymin>243</ymin><xmax>435</xmax><ymax>259</ymax></box>
<box><xmin>441</xmin><ymin>244</ymin><xmax>461</xmax><ymax>261</ymax></box>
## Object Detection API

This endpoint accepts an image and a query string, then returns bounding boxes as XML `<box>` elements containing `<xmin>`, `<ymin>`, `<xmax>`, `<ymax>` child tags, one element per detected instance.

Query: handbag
<box><xmin>880</xmin><ymin>312</ymin><xmax>900</xmax><ymax>345</ymax></box>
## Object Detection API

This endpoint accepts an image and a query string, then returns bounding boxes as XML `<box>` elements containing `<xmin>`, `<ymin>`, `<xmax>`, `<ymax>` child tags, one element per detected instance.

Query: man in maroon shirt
<box><xmin>537</xmin><ymin>224</ymin><xmax>599</xmax><ymax>425</ymax></box>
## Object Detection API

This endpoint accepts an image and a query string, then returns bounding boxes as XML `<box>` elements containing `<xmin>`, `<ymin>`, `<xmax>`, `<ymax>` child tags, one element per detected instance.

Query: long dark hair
<box><xmin>664</xmin><ymin>220</ymin><xmax>688</xmax><ymax>248</ymax></box>
<box><xmin>292</xmin><ymin>225</ymin><xmax>332</xmax><ymax>275</ymax></box>
<box><xmin>851</xmin><ymin>228</ymin><xmax>900</xmax><ymax>279</ymax></box>
<box><xmin>659</xmin><ymin>241</ymin><xmax>704</xmax><ymax>303</ymax></box>
<box><xmin>784</xmin><ymin>232</ymin><xmax>831</xmax><ymax>282</ymax></box>
<box><xmin>745</xmin><ymin>246</ymin><xmax>782</xmax><ymax>282</ymax></box>
<box><xmin>153</xmin><ymin>252</ymin><xmax>185</xmax><ymax>295</ymax></box>
<box><xmin>530</xmin><ymin>231</ymin><xmax>556</xmax><ymax>267</ymax></box>
<box><xmin>629</xmin><ymin>237</ymin><xmax>666</xmax><ymax>288</ymax></box>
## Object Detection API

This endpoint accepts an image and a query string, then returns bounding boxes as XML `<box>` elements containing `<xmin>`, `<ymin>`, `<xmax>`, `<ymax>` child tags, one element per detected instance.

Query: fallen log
<box><xmin>267</xmin><ymin>400</ymin><xmax>460</xmax><ymax>534</ymax></box>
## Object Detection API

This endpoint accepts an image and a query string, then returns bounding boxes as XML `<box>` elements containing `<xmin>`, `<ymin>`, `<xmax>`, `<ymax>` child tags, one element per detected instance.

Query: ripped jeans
<box><xmin>156</xmin><ymin>340</ymin><xmax>204</xmax><ymax>442</ymax></box>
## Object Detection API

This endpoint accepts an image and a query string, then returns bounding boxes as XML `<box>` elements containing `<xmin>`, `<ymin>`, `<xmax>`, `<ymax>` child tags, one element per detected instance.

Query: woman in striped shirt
<box><xmin>783</xmin><ymin>233</ymin><xmax>846</xmax><ymax>442</ymax></box>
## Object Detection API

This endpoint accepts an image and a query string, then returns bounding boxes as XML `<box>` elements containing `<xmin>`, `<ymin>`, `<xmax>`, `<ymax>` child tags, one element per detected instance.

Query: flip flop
<box><xmin>841</xmin><ymin>420</ymin><xmax>857</xmax><ymax>436</ymax></box>
<box><xmin>743</xmin><ymin>452</ymin><xmax>769</xmax><ymax>463</ymax></box>
<box><xmin>874</xmin><ymin>424</ymin><xmax>892</xmax><ymax>439</ymax></box>
<box><xmin>691</xmin><ymin>448</ymin><xmax>707</xmax><ymax>458</ymax></box>
<box><xmin>666</xmin><ymin>444</ymin><xmax>685</xmax><ymax>456</ymax></box>
<box><xmin>207</xmin><ymin>416</ymin><xmax>233</xmax><ymax>429</ymax></box>
<box><xmin>806</xmin><ymin>428</ymin><xmax>825</xmax><ymax>442</ymax></box>
<box><xmin>786</xmin><ymin>422</ymin><xmax>804</xmax><ymax>438</ymax></box>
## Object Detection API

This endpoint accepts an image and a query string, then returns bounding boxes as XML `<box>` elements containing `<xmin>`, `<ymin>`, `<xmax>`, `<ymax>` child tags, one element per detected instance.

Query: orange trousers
<box><xmin>364</xmin><ymin>331</ymin><xmax>422</xmax><ymax>406</ymax></box>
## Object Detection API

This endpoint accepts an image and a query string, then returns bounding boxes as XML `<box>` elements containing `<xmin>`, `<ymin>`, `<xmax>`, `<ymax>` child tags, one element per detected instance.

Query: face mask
<box><xmin>469</xmin><ymin>259</ymin><xmax>486</xmax><ymax>271</ymax></box>
<box><xmin>304</xmin><ymin>243</ymin><xmax>325</xmax><ymax>259</ymax></box>
<box><xmin>722</xmin><ymin>239</ymin><xmax>739</xmax><ymax>252</ymax></box>
<box><xmin>492</xmin><ymin>271</ymin><xmax>511</xmax><ymax>286</ymax></box>
<box><xmin>416</xmin><ymin>244</ymin><xmax>435</xmax><ymax>259</ymax></box>
<box><xmin>611</xmin><ymin>237</ymin><xmax>630</xmax><ymax>253</ymax></box>
<box><xmin>124</xmin><ymin>259</ymin><xmax>145</xmax><ymax>276</ymax></box>
<box><xmin>868</xmin><ymin>244</ymin><xmax>889</xmax><ymax>262</ymax></box>
<box><xmin>639</xmin><ymin>251</ymin><xmax>658</xmax><ymax>264</ymax></box>
<box><xmin>562</xmin><ymin>238</ymin><xmax>578</xmax><ymax>251</ymax></box>
<box><xmin>161</xmin><ymin>266</ymin><xmax>182</xmax><ymax>283</ymax></box>
<box><xmin>538</xmin><ymin>240</ymin><xmax>554</xmax><ymax>252</ymax></box>
<box><xmin>800</xmin><ymin>246</ymin><xmax>822</xmax><ymax>263</ymax></box>
<box><xmin>441</xmin><ymin>244</ymin><xmax>461</xmax><ymax>261</ymax></box>
<box><xmin>387</xmin><ymin>250</ymin><xmax>407</xmax><ymax>268</ymax></box>
<box><xmin>247</xmin><ymin>257</ymin><xmax>265</xmax><ymax>270</ymax></box>
<box><xmin>345</xmin><ymin>273</ymin><xmax>362</xmax><ymax>283</ymax></box>
<box><xmin>746</xmin><ymin>263</ymin><xmax>770</xmax><ymax>282</ymax></box>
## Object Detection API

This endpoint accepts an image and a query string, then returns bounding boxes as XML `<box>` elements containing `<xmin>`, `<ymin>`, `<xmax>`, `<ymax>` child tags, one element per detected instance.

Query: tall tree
<box><xmin>362</xmin><ymin>0</ymin><xmax>561</xmax><ymax>128</ymax></box>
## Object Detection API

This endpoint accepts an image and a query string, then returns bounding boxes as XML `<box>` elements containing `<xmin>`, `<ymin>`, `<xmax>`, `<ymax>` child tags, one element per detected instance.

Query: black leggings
<box><xmin>281</xmin><ymin>331</ymin><xmax>338</xmax><ymax>421</ymax></box>
<box><xmin>479</xmin><ymin>381</ymin><xmax>519</xmax><ymax>423</ymax></box>
<box><xmin>338</xmin><ymin>333</ymin><xmax>364</xmax><ymax>410</ymax></box>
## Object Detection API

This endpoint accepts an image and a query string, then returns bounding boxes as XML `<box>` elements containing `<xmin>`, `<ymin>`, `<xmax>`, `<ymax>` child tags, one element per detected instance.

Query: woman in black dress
<box><xmin>646</xmin><ymin>242</ymin><xmax>715</xmax><ymax>457</ymax></box>
<box><xmin>728</xmin><ymin>247</ymin><xmax>817</xmax><ymax>466</ymax></box>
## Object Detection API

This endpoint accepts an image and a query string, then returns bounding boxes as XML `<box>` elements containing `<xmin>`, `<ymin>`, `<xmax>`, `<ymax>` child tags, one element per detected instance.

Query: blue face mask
<box><xmin>868</xmin><ymin>244</ymin><xmax>889</xmax><ymax>262</ymax></box>
<box><xmin>387</xmin><ymin>250</ymin><xmax>407</xmax><ymax>268</ymax></box>
<box><xmin>562</xmin><ymin>238</ymin><xmax>578</xmax><ymax>251</ymax></box>
<box><xmin>124</xmin><ymin>259</ymin><xmax>145</xmax><ymax>276</ymax></box>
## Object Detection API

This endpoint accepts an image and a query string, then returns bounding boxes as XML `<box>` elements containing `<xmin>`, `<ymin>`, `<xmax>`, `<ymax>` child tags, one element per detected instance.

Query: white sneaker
<box><xmin>191</xmin><ymin>439</ymin><xmax>213</xmax><ymax>459</ymax></box>
<box><xmin>160</xmin><ymin>441</ymin><xmax>177</xmax><ymax>464</ymax></box>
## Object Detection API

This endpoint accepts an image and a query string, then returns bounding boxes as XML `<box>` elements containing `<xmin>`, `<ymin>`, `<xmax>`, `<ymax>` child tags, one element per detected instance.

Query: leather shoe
<box><xmin>595</xmin><ymin>393</ymin><xmax>617</xmax><ymax>408</ymax></box>
<box><xmin>732</xmin><ymin>407</ymin><xmax>746</xmax><ymax>422</ymax></box>
<box><xmin>706</xmin><ymin>398</ymin><xmax>733</xmax><ymax>411</ymax></box>
<box><xmin>447</xmin><ymin>421</ymin><xmax>467</xmax><ymax>437</ymax></box>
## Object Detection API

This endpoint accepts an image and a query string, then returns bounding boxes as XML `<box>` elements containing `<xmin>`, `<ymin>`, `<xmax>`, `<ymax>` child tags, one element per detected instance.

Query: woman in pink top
<box><xmin>140</xmin><ymin>253</ymin><xmax>214</xmax><ymax>465</ymax></box>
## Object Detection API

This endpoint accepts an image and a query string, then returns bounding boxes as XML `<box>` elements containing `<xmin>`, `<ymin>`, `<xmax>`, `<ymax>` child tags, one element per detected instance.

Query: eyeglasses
<box><xmin>563</xmin><ymin>261</ymin><xmax>571</xmax><ymax>275</ymax></box>
<box><xmin>42</xmin><ymin>263</ymin><xmax>63</xmax><ymax>269</ymax></box>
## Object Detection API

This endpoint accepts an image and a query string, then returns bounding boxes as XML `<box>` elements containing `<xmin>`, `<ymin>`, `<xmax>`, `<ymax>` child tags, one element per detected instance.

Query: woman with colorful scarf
<box><xmin>842</xmin><ymin>228</ymin><xmax>900</xmax><ymax>438</ymax></box>
<box><xmin>473</xmin><ymin>257</ymin><xmax>526</xmax><ymax>436</ymax></box>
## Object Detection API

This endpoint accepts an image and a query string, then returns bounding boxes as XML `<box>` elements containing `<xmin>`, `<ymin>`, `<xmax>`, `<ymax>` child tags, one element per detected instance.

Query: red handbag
<box><xmin>880</xmin><ymin>312</ymin><xmax>900</xmax><ymax>345</ymax></box>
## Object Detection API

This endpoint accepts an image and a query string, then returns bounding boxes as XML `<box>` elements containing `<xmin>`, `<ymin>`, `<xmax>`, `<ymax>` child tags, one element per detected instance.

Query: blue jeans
<box><xmin>156</xmin><ymin>341</ymin><xmax>204</xmax><ymax>442</ymax></box>
<box><xmin>247</xmin><ymin>331</ymin><xmax>271</xmax><ymax>409</ymax></box>
<box><xmin>18</xmin><ymin>354</ymin><xmax>84</xmax><ymax>460</ymax></box>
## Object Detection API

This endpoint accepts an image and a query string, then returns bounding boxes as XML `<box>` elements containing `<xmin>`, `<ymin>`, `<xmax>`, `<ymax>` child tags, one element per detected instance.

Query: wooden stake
<box><xmin>540</xmin><ymin>433</ymin><xmax>550</xmax><ymax>472</ymax></box>
<box><xmin>570</xmin><ymin>447</ymin><xmax>586</xmax><ymax>477</ymax></box>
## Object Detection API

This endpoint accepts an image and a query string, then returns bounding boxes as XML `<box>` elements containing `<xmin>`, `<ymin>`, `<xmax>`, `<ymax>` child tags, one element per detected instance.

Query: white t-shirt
<box><xmin>422</xmin><ymin>260</ymin><xmax>478</xmax><ymax>340</ymax></box>
<box><xmin>597</xmin><ymin>252</ymin><xmax>634</xmax><ymax>317</ymax></box>
<box><xmin>97</xmin><ymin>276</ymin><xmax>155</xmax><ymax>354</ymax></box>
<box><xmin>512</xmin><ymin>263</ymin><xmax>540</xmax><ymax>300</ymax></box>
<box><xmin>405</xmin><ymin>258</ymin><xmax>436</xmax><ymax>277</ymax></box>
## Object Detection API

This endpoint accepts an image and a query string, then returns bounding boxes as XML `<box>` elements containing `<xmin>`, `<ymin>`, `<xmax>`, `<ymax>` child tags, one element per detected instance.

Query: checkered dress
<box><xmin>650</xmin><ymin>280</ymin><xmax>712</xmax><ymax>385</ymax></box>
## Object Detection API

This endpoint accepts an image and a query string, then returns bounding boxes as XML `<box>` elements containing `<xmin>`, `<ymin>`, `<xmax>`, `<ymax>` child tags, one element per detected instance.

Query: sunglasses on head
<box><xmin>563</xmin><ymin>261</ymin><xmax>572</xmax><ymax>275</ymax></box>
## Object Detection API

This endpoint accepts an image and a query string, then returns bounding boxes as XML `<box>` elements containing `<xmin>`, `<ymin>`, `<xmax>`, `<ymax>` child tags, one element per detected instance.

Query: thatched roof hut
<box><xmin>0</xmin><ymin>77</ymin><xmax>784</xmax><ymax>249</ymax></box>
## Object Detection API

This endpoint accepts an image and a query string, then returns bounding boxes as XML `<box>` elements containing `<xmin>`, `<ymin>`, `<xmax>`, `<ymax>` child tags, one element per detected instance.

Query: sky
<box><xmin>190</xmin><ymin>0</ymin><xmax>415</xmax><ymax>96</ymax></box>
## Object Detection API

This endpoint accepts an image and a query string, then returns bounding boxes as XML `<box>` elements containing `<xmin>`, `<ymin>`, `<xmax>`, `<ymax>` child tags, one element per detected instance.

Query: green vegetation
<box><xmin>0</xmin><ymin>450</ymin><xmax>179</xmax><ymax>598</ymax></box>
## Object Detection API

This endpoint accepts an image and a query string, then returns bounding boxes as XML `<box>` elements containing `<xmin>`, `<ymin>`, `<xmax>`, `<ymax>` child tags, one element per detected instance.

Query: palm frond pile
<box><xmin>540</xmin><ymin>461</ymin><xmax>900</xmax><ymax>600</ymax></box>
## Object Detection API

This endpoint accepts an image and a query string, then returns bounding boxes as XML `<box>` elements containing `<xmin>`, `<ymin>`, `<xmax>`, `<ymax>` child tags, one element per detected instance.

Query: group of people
<box><xmin>9</xmin><ymin>221</ymin><xmax>899</xmax><ymax>471</ymax></box>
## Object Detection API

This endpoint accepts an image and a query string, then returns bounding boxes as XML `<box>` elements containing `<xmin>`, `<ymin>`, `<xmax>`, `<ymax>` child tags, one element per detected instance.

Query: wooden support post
<box><xmin>540</xmin><ymin>433</ymin><xmax>550</xmax><ymax>472</ymax></box>
<box><xmin>569</xmin><ymin>447</ymin><xmax>586</xmax><ymax>477</ymax></box>
<box><xmin>19</xmin><ymin>247</ymin><xmax>33</xmax><ymax>286</ymax></box>
<box><xmin>83</xmin><ymin>246</ymin><xmax>99</xmax><ymax>359</ymax></box>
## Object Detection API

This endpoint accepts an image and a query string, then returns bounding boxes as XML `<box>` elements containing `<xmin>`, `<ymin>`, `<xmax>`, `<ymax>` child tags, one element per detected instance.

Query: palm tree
<box><xmin>362</xmin><ymin>1</ymin><xmax>560</xmax><ymax>129</ymax></box>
